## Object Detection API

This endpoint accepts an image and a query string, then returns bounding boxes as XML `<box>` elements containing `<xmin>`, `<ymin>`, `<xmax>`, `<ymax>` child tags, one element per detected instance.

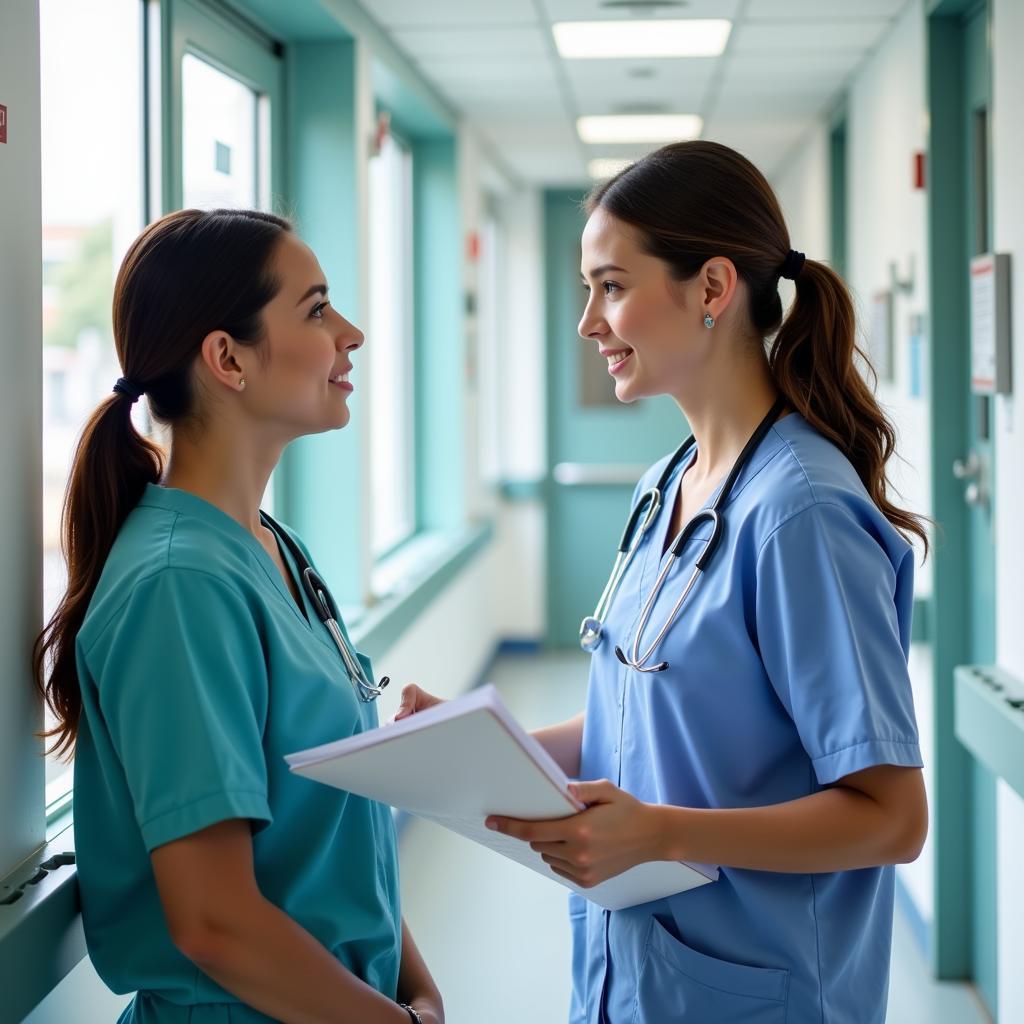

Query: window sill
<box><xmin>345</xmin><ymin>520</ymin><xmax>493</xmax><ymax>661</ymax></box>
<box><xmin>0</xmin><ymin>816</ymin><xmax>81</xmax><ymax>1023</ymax></box>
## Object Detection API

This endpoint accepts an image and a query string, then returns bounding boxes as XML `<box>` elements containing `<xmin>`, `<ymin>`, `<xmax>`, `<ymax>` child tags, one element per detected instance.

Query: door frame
<box><xmin>925</xmin><ymin>0</ymin><xmax>996</xmax><ymax>987</ymax></box>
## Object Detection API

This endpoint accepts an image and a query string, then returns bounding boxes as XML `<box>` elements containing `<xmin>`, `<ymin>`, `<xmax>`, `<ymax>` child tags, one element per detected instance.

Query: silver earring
<box><xmin>238</xmin><ymin>378</ymin><xmax>246</xmax><ymax>390</ymax></box>
<box><xmin>703</xmin><ymin>313</ymin><xmax>715</xmax><ymax>329</ymax></box>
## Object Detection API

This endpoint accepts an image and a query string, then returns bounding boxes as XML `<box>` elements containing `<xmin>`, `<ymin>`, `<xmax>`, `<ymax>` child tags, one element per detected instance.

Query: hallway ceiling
<box><xmin>367</xmin><ymin>0</ymin><xmax>908</xmax><ymax>184</ymax></box>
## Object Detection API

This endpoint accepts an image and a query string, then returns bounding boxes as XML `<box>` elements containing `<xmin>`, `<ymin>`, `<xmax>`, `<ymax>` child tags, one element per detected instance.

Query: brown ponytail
<box><xmin>586</xmin><ymin>140</ymin><xmax>928</xmax><ymax>554</ymax></box>
<box><xmin>34</xmin><ymin>208</ymin><xmax>291</xmax><ymax>757</ymax></box>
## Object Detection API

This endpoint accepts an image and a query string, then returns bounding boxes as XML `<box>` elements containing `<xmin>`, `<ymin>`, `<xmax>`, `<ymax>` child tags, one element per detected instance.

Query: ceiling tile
<box><xmin>416</xmin><ymin>56</ymin><xmax>555</xmax><ymax>81</ymax></box>
<box><xmin>472</xmin><ymin>116</ymin><xmax>579</xmax><ymax>145</ymax></box>
<box><xmin>369</xmin><ymin>0</ymin><xmax>539</xmax><ymax>28</ymax></box>
<box><xmin>720</xmin><ymin>50</ymin><xmax>862</xmax><ymax>82</ymax></box>
<box><xmin>392</xmin><ymin>26</ymin><xmax>550</xmax><ymax>59</ymax></box>
<box><xmin>457</xmin><ymin>93</ymin><xmax>569</xmax><ymax>118</ymax></box>
<box><xmin>731</xmin><ymin>19</ymin><xmax>890</xmax><ymax>52</ymax></box>
<box><xmin>745</xmin><ymin>0</ymin><xmax>904</xmax><ymax>17</ymax></box>
<box><xmin>712</xmin><ymin>85</ymin><xmax>839</xmax><ymax>118</ymax></box>
<box><xmin>541</xmin><ymin>0</ymin><xmax>742</xmax><ymax>22</ymax></box>
<box><xmin>565</xmin><ymin>58</ymin><xmax>715</xmax><ymax>113</ymax></box>
<box><xmin>563</xmin><ymin>56</ymin><xmax>716</xmax><ymax>89</ymax></box>
<box><xmin>434</xmin><ymin>76</ymin><xmax>560</xmax><ymax>101</ymax></box>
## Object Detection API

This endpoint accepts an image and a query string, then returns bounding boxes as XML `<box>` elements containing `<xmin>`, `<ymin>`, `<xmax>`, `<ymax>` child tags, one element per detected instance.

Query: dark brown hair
<box><xmin>587</xmin><ymin>140</ymin><xmax>928</xmax><ymax>553</ymax></box>
<box><xmin>35</xmin><ymin>207</ymin><xmax>292</xmax><ymax>757</ymax></box>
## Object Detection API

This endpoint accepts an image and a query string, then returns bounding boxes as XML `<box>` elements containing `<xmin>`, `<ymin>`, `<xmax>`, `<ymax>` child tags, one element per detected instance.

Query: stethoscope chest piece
<box><xmin>580</xmin><ymin>397</ymin><xmax>786</xmax><ymax>673</ymax></box>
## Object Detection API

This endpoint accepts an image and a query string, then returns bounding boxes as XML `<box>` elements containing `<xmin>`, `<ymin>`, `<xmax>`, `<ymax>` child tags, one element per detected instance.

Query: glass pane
<box><xmin>182</xmin><ymin>53</ymin><xmax>257</xmax><ymax>210</ymax></box>
<box><xmin>40</xmin><ymin>0</ymin><xmax>144</xmax><ymax>805</ymax></box>
<box><xmin>368</xmin><ymin>134</ymin><xmax>415</xmax><ymax>558</ymax></box>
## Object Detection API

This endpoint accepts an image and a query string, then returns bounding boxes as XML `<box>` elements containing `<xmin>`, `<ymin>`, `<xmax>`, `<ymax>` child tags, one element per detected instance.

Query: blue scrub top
<box><xmin>73</xmin><ymin>485</ymin><xmax>401</xmax><ymax>1023</ymax></box>
<box><xmin>570</xmin><ymin>414</ymin><xmax>923</xmax><ymax>1024</ymax></box>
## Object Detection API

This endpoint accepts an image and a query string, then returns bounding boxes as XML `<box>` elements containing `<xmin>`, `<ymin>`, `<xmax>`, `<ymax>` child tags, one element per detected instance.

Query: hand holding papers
<box><xmin>286</xmin><ymin>685</ymin><xmax>717</xmax><ymax>911</ymax></box>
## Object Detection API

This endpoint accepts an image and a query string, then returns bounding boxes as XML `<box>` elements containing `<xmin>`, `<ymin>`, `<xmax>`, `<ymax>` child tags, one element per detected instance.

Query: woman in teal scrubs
<box><xmin>34</xmin><ymin>209</ymin><xmax>442</xmax><ymax>1024</ymax></box>
<box><xmin>399</xmin><ymin>142</ymin><xmax>929</xmax><ymax>1023</ymax></box>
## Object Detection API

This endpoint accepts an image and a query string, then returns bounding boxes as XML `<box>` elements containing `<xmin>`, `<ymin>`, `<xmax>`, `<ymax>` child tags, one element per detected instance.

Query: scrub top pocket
<box><xmin>630</xmin><ymin>917</ymin><xmax>789</xmax><ymax>1024</ymax></box>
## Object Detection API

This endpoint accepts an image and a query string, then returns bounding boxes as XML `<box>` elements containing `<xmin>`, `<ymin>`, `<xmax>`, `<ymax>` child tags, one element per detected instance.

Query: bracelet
<box><xmin>398</xmin><ymin>1003</ymin><xmax>424</xmax><ymax>1024</ymax></box>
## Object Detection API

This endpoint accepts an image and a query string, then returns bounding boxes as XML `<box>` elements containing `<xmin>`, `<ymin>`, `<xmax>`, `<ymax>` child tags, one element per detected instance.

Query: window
<box><xmin>40</xmin><ymin>0</ymin><xmax>145</xmax><ymax>811</ymax></box>
<box><xmin>367</xmin><ymin>131</ymin><xmax>416</xmax><ymax>558</ymax></box>
<box><xmin>182</xmin><ymin>52</ymin><xmax>268</xmax><ymax>211</ymax></box>
<box><xmin>477</xmin><ymin>204</ymin><xmax>504</xmax><ymax>487</ymax></box>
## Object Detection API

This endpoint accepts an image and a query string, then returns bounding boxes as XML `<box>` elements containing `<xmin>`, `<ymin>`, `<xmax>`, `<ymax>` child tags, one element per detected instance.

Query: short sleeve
<box><xmin>87</xmin><ymin>569</ymin><xmax>272</xmax><ymax>850</ymax></box>
<box><xmin>754</xmin><ymin>502</ymin><xmax>923</xmax><ymax>785</ymax></box>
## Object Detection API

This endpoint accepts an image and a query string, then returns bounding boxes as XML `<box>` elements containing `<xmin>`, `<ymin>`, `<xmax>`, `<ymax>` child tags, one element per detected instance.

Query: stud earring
<box><xmin>703</xmin><ymin>313</ymin><xmax>715</xmax><ymax>329</ymax></box>
<box><xmin>238</xmin><ymin>378</ymin><xmax>246</xmax><ymax>390</ymax></box>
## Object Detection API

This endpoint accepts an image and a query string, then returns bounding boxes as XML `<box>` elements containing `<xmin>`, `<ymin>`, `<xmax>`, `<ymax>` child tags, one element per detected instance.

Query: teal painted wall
<box><xmin>543</xmin><ymin>188</ymin><xmax>684</xmax><ymax>647</ymax></box>
<box><xmin>277</xmin><ymin>40</ymin><xmax>366</xmax><ymax>606</ymax></box>
<box><xmin>413</xmin><ymin>137</ymin><xmax>464</xmax><ymax>532</ymax></box>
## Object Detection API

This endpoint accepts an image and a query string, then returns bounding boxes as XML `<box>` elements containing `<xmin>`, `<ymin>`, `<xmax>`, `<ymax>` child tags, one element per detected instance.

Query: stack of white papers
<box><xmin>285</xmin><ymin>685</ymin><xmax>717</xmax><ymax>911</ymax></box>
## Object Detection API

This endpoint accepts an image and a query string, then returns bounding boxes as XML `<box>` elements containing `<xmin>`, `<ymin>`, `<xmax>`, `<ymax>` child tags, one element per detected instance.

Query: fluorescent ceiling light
<box><xmin>588</xmin><ymin>157</ymin><xmax>637</xmax><ymax>180</ymax></box>
<box><xmin>577</xmin><ymin>114</ymin><xmax>702</xmax><ymax>145</ymax></box>
<box><xmin>553</xmin><ymin>19</ymin><xmax>731</xmax><ymax>59</ymax></box>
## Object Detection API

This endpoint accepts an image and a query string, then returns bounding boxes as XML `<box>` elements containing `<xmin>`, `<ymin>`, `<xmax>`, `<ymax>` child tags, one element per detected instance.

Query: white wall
<box><xmin>991</xmin><ymin>0</ymin><xmax>1024</xmax><ymax>1019</ymax></box>
<box><xmin>771</xmin><ymin>0</ymin><xmax>936</xmax><ymax>926</ymax></box>
<box><xmin>772</xmin><ymin>122</ymin><xmax>830</xmax><ymax>268</ymax></box>
<box><xmin>840</xmin><ymin>0</ymin><xmax>935</xmax><ymax>921</ymax></box>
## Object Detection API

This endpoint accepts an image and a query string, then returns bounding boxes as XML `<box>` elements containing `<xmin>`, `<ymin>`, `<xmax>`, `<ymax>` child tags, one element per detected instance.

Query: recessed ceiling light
<box><xmin>601</xmin><ymin>1</ymin><xmax>690</xmax><ymax>9</ymax></box>
<box><xmin>588</xmin><ymin>158</ymin><xmax>638</xmax><ymax>179</ymax></box>
<box><xmin>577</xmin><ymin>114</ymin><xmax>702</xmax><ymax>145</ymax></box>
<box><xmin>553</xmin><ymin>19</ymin><xmax>731</xmax><ymax>59</ymax></box>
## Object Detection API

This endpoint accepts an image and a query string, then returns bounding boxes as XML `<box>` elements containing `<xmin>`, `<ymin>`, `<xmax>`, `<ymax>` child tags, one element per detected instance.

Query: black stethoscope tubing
<box><xmin>261</xmin><ymin>512</ymin><xmax>389</xmax><ymax>702</ymax></box>
<box><xmin>581</xmin><ymin>397</ymin><xmax>787</xmax><ymax>671</ymax></box>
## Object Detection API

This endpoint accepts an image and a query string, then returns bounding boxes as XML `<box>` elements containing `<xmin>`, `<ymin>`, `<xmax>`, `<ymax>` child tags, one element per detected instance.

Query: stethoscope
<box><xmin>579</xmin><ymin>397</ymin><xmax>787</xmax><ymax>674</ymax></box>
<box><xmin>261</xmin><ymin>512</ymin><xmax>390</xmax><ymax>702</ymax></box>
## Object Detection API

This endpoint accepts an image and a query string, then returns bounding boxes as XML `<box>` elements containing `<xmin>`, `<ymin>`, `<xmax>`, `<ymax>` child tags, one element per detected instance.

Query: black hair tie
<box><xmin>112</xmin><ymin>377</ymin><xmax>143</xmax><ymax>404</ymax></box>
<box><xmin>780</xmin><ymin>249</ymin><xmax>806</xmax><ymax>280</ymax></box>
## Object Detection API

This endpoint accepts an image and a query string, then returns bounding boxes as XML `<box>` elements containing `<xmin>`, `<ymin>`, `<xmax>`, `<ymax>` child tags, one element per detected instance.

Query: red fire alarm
<box><xmin>0</xmin><ymin>104</ymin><xmax>7</xmax><ymax>145</ymax></box>
<box><xmin>912</xmin><ymin>151</ymin><xmax>925</xmax><ymax>190</ymax></box>
<box><xmin>466</xmin><ymin>231</ymin><xmax>481</xmax><ymax>262</ymax></box>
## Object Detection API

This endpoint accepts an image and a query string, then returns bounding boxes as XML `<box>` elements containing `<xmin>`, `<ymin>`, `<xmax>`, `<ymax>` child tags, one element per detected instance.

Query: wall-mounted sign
<box><xmin>908</xmin><ymin>312</ymin><xmax>927</xmax><ymax>399</ymax></box>
<box><xmin>869</xmin><ymin>289</ymin><xmax>894</xmax><ymax>383</ymax></box>
<box><xmin>970</xmin><ymin>252</ymin><xmax>1012</xmax><ymax>395</ymax></box>
<box><xmin>0</xmin><ymin>104</ymin><xmax>7</xmax><ymax>145</ymax></box>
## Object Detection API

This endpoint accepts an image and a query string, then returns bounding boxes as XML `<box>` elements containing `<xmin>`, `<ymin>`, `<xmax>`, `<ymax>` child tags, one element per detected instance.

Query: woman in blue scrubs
<box><xmin>401</xmin><ymin>141</ymin><xmax>929</xmax><ymax>1023</ymax></box>
<box><xmin>34</xmin><ymin>209</ymin><xmax>442</xmax><ymax>1024</ymax></box>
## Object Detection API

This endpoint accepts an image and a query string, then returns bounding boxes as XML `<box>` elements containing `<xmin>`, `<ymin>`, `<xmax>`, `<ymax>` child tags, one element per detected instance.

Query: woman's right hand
<box><xmin>393</xmin><ymin>684</ymin><xmax>445</xmax><ymax>722</ymax></box>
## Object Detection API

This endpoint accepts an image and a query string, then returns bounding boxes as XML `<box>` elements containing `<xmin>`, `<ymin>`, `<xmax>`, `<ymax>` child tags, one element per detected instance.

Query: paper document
<box><xmin>285</xmin><ymin>685</ymin><xmax>717</xmax><ymax>911</ymax></box>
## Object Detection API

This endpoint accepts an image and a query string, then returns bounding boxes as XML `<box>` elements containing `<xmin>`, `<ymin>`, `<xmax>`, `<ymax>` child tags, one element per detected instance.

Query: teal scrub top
<box><xmin>73</xmin><ymin>484</ymin><xmax>401</xmax><ymax>1022</ymax></box>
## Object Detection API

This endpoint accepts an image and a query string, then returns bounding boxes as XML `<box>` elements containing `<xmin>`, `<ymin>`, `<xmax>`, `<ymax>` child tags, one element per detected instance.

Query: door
<box><xmin>961</xmin><ymin>2</ymin><xmax>998</xmax><ymax>1015</ymax></box>
<box><xmin>544</xmin><ymin>189</ymin><xmax>683</xmax><ymax>647</ymax></box>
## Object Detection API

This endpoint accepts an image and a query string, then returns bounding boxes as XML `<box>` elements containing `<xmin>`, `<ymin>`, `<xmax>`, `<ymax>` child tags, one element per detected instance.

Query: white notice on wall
<box><xmin>970</xmin><ymin>253</ymin><xmax>1012</xmax><ymax>395</ymax></box>
<box><xmin>971</xmin><ymin>255</ymin><xmax>997</xmax><ymax>392</ymax></box>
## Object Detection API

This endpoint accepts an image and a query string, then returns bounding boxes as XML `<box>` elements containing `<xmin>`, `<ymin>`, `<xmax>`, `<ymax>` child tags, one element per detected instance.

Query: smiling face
<box><xmin>578</xmin><ymin>207</ymin><xmax>735</xmax><ymax>407</ymax></box>
<box><xmin>240</xmin><ymin>233</ymin><xmax>365</xmax><ymax>438</ymax></box>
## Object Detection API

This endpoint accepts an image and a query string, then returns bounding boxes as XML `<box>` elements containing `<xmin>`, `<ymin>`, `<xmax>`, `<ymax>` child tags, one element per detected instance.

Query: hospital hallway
<box><xmin>399</xmin><ymin>652</ymin><xmax>992</xmax><ymax>1024</ymax></box>
<box><xmin>8</xmin><ymin>0</ymin><xmax>1024</xmax><ymax>1020</ymax></box>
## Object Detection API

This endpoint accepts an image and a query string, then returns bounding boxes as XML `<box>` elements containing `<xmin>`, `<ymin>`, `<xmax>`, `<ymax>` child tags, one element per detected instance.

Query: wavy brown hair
<box><xmin>34</xmin><ymin>208</ymin><xmax>292</xmax><ymax>758</ymax></box>
<box><xmin>587</xmin><ymin>140</ymin><xmax>928</xmax><ymax>553</ymax></box>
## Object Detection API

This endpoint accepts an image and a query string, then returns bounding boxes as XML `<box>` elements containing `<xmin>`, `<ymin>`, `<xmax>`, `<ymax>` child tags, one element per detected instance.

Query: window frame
<box><xmin>367</xmin><ymin>121</ymin><xmax>418</xmax><ymax>567</ymax></box>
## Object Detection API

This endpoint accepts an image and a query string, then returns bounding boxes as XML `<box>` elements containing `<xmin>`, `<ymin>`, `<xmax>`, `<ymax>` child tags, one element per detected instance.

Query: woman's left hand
<box><xmin>485</xmin><ymin>780</ymin><xmax>668</xmax><ymax>889</ymax></box>
<box><xmin>408</xmin><ymin>995</ymin><xmax>444</xmax><ymax>1024</ymax></box>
